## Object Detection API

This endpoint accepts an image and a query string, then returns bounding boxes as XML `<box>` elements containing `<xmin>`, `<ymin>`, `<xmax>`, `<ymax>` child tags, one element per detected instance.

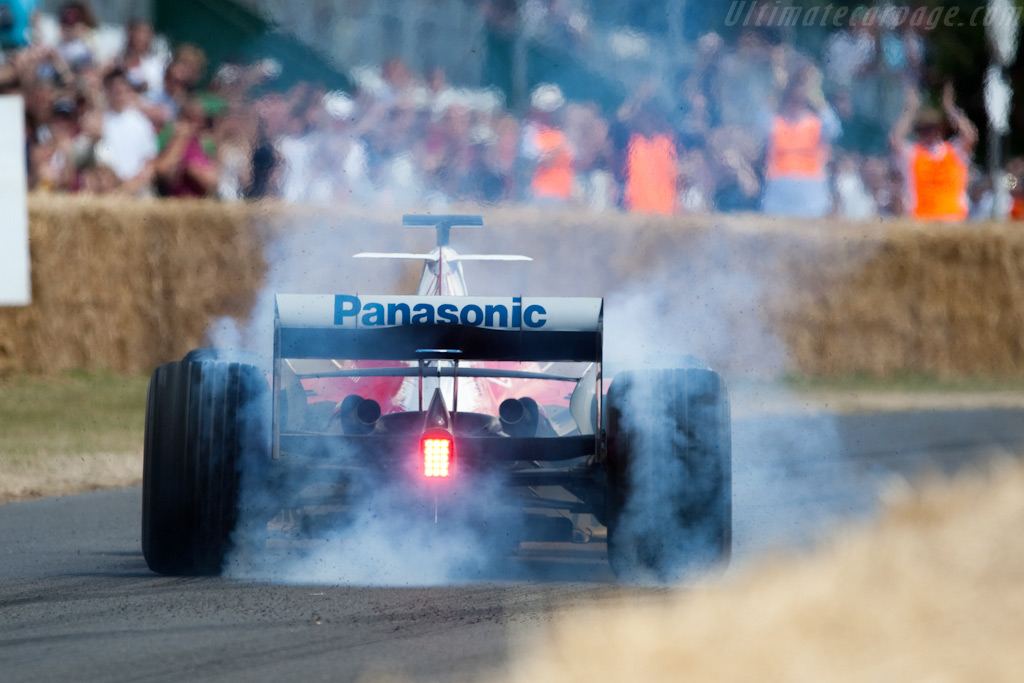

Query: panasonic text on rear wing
<box><xmin>275</xmin><ymin>294</ymin><xmax>603</xmax><ymax>361</ymax></box>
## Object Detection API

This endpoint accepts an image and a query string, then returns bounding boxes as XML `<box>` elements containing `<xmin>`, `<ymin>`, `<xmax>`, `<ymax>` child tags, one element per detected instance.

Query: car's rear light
<box><xmin>422</xmin><ymin>436</ymin><xmax>452</xmax><ymax>478</ymax></box>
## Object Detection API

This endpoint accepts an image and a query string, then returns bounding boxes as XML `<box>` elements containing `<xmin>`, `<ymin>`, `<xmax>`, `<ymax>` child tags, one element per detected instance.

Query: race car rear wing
<box><xmin>355</xmin><ymin>215</ymin><xmax>530</xmax><ymax>262</ymax></box>
<box><xmin>274</xmin><ymin>294</ymin><xmax>603</xmax><ymax>362</ymax></box>
<box><xmin>402</xmin><ymin>213</ymin><xmax>481</xmax><ymax>247</ymax></box>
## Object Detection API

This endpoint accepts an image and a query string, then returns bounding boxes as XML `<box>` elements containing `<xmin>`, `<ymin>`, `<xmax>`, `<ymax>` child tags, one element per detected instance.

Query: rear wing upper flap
<box><xmin>403</xmin><ymin>214</ymin><xmax>481</xmax><ymax>247</ymax></box>
<box><xmin>355</xmin><ymin>214</ymin><xmax>531</xmax><ymax>261</ymax></box>
<box><xmin>275</xmin><ymin>294</ymin><xmax>603</xmax><ymax>362</ymax></box>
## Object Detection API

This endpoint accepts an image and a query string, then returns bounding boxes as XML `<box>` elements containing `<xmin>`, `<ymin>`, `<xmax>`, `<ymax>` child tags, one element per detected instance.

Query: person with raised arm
<box><xmin>890</xmin><ymin>83</ymin><xmax>977</xmax><ymax>222</ymax></box>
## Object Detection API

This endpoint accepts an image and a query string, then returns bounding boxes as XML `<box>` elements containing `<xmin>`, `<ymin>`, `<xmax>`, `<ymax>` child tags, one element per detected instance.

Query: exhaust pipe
<box><xmin>337</xmin><ymin>395</ymin><xmax>381</xmax><ymax>435</ymax></box>
<box><xmin>499</xmin><ymin>397</ymin><xmax>539</xmax><ymax>437</ymax></box>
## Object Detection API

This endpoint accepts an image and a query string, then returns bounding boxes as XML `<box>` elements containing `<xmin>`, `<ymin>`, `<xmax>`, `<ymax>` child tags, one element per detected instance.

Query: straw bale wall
<box><xmin>0</xmin><ymin>196</ymin><xmax>266</xmax><ymax>374</ymax></box>
<box><xmin>2</xmin><ymin>195</ymin><xmax>1023</xmax><ymax>378</ymax></box>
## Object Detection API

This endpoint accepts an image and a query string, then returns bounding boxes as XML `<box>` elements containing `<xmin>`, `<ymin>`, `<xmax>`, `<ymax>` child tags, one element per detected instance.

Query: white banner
<box><xmin>0</xmin><ymin>95</ymin><xmax>30</xmax><ymax>306</ymax></box>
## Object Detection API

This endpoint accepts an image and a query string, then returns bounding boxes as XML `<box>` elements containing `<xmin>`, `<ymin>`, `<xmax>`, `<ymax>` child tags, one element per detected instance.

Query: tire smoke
<box><xmin>226</xmin><ymin>457</ymin><xmax>524</xmax><ymax>585</ymax></box>
<box><xmin>208</xmin><ymin>218</ymin><xmax>878</xmax><ymax>585</ymax></box>
<box><xmin>601</xmin><ymin>232</ymin><xmax>875</xmax><ymax>579</ymax></box>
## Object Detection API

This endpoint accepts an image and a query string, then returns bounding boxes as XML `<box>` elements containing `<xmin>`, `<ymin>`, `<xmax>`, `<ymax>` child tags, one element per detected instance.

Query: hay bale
<box><xmin>4</xmin><ymin>196</ymin><xmax>1024</xmax><ymax>378</ymax></box>
<box><xmin>0</xmin><ymin>195</ymin><xmax>267</xmax><ymax>373</ymax></box>
<box><xmin>493</xmin><ymin>458</ymin><xmax>1024</xmax><ymax>683</ymax></box>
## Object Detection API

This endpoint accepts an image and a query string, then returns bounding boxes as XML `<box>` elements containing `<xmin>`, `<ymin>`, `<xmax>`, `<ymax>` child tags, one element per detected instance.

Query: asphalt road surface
<box><xmin>3</xmin><ymin>408</ymin><xmax>1024</xmax><ymax>683</ymax></box>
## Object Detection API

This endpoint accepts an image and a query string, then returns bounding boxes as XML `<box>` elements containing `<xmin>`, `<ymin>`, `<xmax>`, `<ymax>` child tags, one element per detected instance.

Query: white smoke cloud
<box><xmin>226</xmin><ymin>465</ymin><xmax>520</xmax><ymax>585</ymax></box>
<box><xmin>215</xmin><ymin>217</ymin><xmax>556</xmax><ymax>585</ymax></box>
<box><xmin>207</xmin><ymin>217</ymin><xmax>418</xmax><ymax>363</ymax></box>
<box><xmin>598</xmin><ymin>232</ymin><xmax>874</xmax><ymax>580</ymax></box>
<box><xmin>209</xmin><ymin>216</ymin><xmax>877</xmax><ymax>586</ymax></box>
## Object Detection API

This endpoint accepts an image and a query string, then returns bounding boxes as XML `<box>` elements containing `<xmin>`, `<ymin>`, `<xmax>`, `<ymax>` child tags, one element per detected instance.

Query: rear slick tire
<box><xmin>605</xmin><ymin>368</ymin><xmax>732</xmax><ymax>581</ymax></box>
<box><xmin>142</xmin><ymin>359</ymin><xmax>268</xmax><ymax>575</ymax></box>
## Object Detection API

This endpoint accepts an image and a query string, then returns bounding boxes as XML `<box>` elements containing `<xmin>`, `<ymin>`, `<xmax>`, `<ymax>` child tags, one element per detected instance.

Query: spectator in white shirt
<box><xmin>99</xmin><ymin>68</ymin><xmax>156</xmax><ymax>194</ymax></box>
<box><xmin>121</xmin><ymin>19</ymin><xmax>168</xmax><ymax>98</ymax></box>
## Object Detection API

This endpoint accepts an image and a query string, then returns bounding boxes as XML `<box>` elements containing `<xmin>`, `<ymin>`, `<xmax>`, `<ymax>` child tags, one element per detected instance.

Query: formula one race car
<box><xmin>142</xmin><ymin>215</ymin><xmax>731</xmax><ymax>580</ymax></box>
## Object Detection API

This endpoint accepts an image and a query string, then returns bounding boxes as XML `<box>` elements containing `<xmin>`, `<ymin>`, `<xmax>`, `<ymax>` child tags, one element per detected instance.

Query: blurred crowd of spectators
<box><xmin>1</xmin><ymin>2</ymin><xmax>1019</xmax><ymax>221</ymax></box>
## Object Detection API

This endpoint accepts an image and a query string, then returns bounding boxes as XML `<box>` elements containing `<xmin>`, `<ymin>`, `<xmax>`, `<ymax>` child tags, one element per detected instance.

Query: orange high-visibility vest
<box><xmin>624</xmin><ymin>133</ymin><xmax>678</xmax><ymax>215</ymax></box>
<box><xmin>531</xmin><ymin>126</ymin><xmax>573</xmax><ymax>200</ymax></box>
<box><xmin>766</xmin><ymin>113</ymin><xmax>826</xmax><ymax>181</ymax></box>
<box><xmin>908</xmin><ymin>142</ymin><xmax>968</xmax><ymax>222</ymax></box>
<box><xmin>1011</xmin><ymin>196</ymin><xmax>1024</xmax><ymax>220</ymax></box>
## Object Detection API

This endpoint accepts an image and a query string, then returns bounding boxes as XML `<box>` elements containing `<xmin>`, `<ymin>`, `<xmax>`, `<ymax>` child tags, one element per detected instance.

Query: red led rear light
<box><xmin>422</xmin><ymin>436</ymin><xmax>452</xmax><ymax>478</ymax></box>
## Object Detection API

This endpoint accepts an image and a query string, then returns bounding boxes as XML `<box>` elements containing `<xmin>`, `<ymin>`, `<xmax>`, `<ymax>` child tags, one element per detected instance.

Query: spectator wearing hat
<box><xmin>521</xmin><ymin>83</ymin><xmax>574</xmax><ymax>202</ymax></box>
<box><xmin>99</xmin><ymin>68</ymin><xmax>156</xmax><ymax>194</ymax></box>
<box><xmin>890</xmin><ymin>83</ymin><xmax>977</xmax><ymax>222</ymax></box>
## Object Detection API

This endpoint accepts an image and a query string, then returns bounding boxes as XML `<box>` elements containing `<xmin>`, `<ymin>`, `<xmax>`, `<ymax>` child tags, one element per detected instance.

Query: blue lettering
<box><xmin>460</xmin><ymin>304</ymin><xmax>484</xmax><ymax>326</ymax></box>
<box><xmin>333</xmin><ymin>297</ymin><xmax>550</xmax><ymax>328</ymax></box>
<box><xmin>334</xmin><ymin>295</ymin><xmax>361</xmax><ymax>325</ymax></box>
<box><xmin>524</xmin><ymin>305</ymin><xmax>547</xmax><ymax>328</ymax></box>
<box><xmin>437</xmin><ymin>304</ymin><xmax>459</xmax><ymax>324</ymax></box>
<box><xmin>387</xmin><ymin>302</ymin><xmax>411</xmax><ymax>325</ymax></box>
<box><xmin>484</xmin><ymin>304</ymin><xmax>508</xmax><ymax>328</ymax></box>
<box><xmin>412</xmin><ymin>303</ymin><xmax>435</xmax><ymax>324</ymax></box>
<box><xmin>361</xmin><ymin>302</ymin><xmax>385</xmax><ymax>326</ymax></box>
